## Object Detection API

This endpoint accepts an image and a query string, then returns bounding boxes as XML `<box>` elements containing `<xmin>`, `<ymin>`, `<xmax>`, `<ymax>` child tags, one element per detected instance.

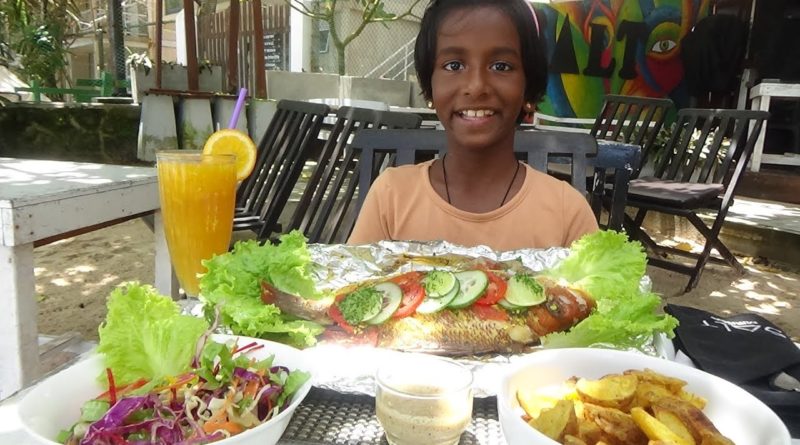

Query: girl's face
<box><xmin>431</xmin><ymin>6</ymin><xmax>527</xmax><ymax>152</ymax></box>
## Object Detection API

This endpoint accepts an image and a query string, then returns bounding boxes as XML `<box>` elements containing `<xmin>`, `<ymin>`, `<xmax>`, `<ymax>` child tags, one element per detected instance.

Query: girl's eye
<box><xmin>491</xmin><ymin>62</ymin><xmax>512</xmax><ymax>71</ymax></box>
<box><xmin>443</xmin><ymin>61</ymin><xmax>464</xmax><ymax>71</ymax></box>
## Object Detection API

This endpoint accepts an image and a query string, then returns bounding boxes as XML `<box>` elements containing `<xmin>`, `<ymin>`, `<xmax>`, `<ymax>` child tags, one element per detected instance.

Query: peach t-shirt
<box><xmin>348</xmin><ymin>161</ymin><xmax>598</xmax><ymax>251</ymax></box>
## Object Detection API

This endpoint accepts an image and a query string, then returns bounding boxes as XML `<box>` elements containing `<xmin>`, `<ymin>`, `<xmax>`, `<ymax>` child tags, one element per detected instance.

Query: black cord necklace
<box><xmin>441</xmin><ymin>154</ymin><xmax>521</xmax><ymax>209</ymax></box>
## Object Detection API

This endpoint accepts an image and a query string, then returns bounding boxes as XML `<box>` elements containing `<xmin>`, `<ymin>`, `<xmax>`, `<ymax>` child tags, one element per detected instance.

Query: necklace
<box><xmin>441</xmin><ymin>154</ymin><xmax>521</xmax><ymax>209</ymax></box>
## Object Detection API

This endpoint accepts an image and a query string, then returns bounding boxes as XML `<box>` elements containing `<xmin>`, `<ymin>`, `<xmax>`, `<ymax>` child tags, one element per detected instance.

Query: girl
<box><xmin>348</xmin><ymin>0</ymin><xmax>598</xmax><ymax>250</ymax></box>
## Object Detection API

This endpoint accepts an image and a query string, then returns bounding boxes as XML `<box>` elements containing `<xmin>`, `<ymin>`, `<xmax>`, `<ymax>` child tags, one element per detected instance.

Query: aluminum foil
<box><xmin>184</xmin><ymin>239</ymin><xmax>661</xmax><ymax>398</ymax></box>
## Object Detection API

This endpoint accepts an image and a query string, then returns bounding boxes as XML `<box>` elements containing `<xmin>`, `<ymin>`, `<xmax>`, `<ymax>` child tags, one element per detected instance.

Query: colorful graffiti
<box><xmin>533</xmin><ymin>0</ymin><xmax>710</xmax><ymax>118</ymax></box>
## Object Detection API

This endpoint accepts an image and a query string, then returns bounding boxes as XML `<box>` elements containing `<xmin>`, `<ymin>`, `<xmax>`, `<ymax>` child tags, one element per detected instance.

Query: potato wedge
<box><xmin>631</xmin><ymin>407</ymin><xmax>692</xmax><ymax>445</ymax></box>
<box><xmin>633</xmin><ymin>381</ymin><xmax>677</xmax><ymax>410</ymax></box>
<box><xmin>678</xmin><ymin>389</ymin><xmax>707</xmax><ymax>410</ymax></box>
<box><xmin>518</xmin><ymin>386</ymin><xmax>559</xmax><ymax>419</ymax></box>
<box><xmin>653</xmin><ymin>406</ymin><xmax>697</xmax><ymax>445</ymax></box>
<box><xmin>583</xmin><ymin>403</ymin><xmax>648</xmax><ymax>445</ymax></box>
<box><xmin>528</xmin><ymin>399</ymin><xmax>578</xmax><ymax>441</ymax></box>
<box><xmin>564</xmin><ymin>434</ymin><xmax>589</xmax><ymax>445</ymax></box>
<box><xmin>648</xmin><ymin>441</ymin><xmax>680</xmax><ymax>445</ymax></box>
<box><xmin>624</xmin><ymin>369</ymin><xmax>686</xmax><ymax>393</ymax></box>
<box><xmin>699</xmin><ymin>430</ymin><xmax>735</xmax><ymax>445</ymax></box>
<box><xmin>576</xmin><ymin>374</ymin><xmax>638</xmax><ymax>410</ymax></box>
<box><xmin>576</xmin><ymin>417</ymin><xmax>606</xmax><ymax>444</ymax></box>
<box><xmin>653</xmin><ymin>397</ymin><xmax>727</xmax><ymax>444</ymax></box>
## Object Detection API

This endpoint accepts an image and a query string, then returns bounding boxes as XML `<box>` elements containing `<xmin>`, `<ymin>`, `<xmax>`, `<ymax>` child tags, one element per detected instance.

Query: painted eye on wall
<box><xmin>651</xmin><ymin>39</ymin><xmax>677</xmax><ymax>54</ymax></box>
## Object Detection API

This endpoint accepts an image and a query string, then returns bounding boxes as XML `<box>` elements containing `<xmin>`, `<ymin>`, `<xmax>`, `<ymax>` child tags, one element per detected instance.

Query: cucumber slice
<box><xmin>423</xmin><ymin>271</ymin><xmax>457</xmax><ymax>298</ymax></box>
<box><xmin>364</xmin><ymin>282</ymin><xmax>403</xmax><ymax>325</ymax></box>
<box><xmin>416</xmin><ymin>280</ymin><xmax>460</xmax><ymax>314</ymax></box>
<box><xmin>498</xmin><ymin>297</ymin><xmax>526</xmax><ymax>312</ymax></box>
<box><xmin>504</xmin><ymin>274</ymin><xmax>546</xmax><ymax>307</ymax></box>
<box><xmin>447</xmin><ymin>270</ymin><xmax>489</xmax><ymax>309</ymax></box>
<box><xmin>336</xmin><ymin>287</ymin><xmax>383</xmax><ymax>324</ymax></box>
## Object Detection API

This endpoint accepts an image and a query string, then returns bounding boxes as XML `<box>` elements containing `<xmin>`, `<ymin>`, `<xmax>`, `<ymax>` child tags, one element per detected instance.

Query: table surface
<box><xmin>0</xmin><ymin>157</ymin><xmax>157</xmax><ymax>208</ymax></box>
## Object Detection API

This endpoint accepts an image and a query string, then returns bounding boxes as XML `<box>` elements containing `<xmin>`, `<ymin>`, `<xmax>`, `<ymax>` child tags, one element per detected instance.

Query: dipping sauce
<box><xmin>375</xmin><ymin>354</ymin><xmax>473</xmax><ymax>445</ymax></box>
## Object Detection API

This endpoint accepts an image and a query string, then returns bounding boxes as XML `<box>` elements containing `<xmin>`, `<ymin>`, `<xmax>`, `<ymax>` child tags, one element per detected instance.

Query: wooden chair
<box><xmin>586</xmin><ymin>141</ymin><xmax>641</xmax><ymax>231</ymax></box>
<box><xmin>590</xmin><ymin>94</ymin><xmax>674</xmax><ymax>177</ymax></box>
<box><xmin>276</xmin><ymin>106</ymin><xmax>422</xmax><ymax>244</ymax></box>
<box><xmin>234</xmin><ymin>100</ymin><xmax>330</xmax><ymax>239</ymax></box>
<box><xmin>624</xmin><ymin>108</ymin><xmax>770</xmax><ymax>291</ymax></box>
<box><xmin>347</xmin><ymin>129</ymin><xmax>642</xmax><ymax>232</ymax></box>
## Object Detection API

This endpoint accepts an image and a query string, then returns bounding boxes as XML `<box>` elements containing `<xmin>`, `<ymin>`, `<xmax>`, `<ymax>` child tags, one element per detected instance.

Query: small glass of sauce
<box><xmin>375</xmin><ymin>354</ymin><xmax>473</xmax><ymax>445</ymax></box>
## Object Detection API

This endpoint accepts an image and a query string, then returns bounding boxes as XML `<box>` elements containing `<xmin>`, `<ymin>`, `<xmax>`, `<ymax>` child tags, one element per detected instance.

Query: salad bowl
<box><xmin>497</xmin><ymin>348</ymin><xmax>791</xmax><ymax>445</ymax></box>
<box><xmin>18</xmin><ymin>334</ymin><xmax>313</xmax><ymax>445</ymax></box>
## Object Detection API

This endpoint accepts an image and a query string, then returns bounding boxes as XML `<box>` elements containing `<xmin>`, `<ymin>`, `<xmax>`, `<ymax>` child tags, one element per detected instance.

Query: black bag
<box><xmin>665</xmin><ymin>304</ymin><xmax>800</xmax><ymax>436</ymax></box>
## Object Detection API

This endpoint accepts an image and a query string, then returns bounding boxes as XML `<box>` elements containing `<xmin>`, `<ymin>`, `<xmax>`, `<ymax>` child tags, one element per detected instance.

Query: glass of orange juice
<box><xmin>156</xmin><ymin>151</ymin><xmax>237</xmax><ymax>296</ymax></box>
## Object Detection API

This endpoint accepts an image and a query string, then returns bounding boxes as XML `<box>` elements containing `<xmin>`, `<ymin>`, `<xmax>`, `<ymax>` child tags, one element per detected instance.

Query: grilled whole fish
<box><xmin>261</xmin><ymin>273</ymin><xmax>595</xmax><ymax>356</ymax></box>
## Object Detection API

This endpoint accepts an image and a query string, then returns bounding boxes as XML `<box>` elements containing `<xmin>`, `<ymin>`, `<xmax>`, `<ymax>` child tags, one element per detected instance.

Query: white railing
<box><xmin>364</xmin><ymin>39</ymin><xmax>415</xmax><ymax>80</ymax></box>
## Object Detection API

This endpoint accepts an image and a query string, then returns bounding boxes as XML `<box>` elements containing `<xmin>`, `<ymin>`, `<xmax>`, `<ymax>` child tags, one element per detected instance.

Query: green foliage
<box><xmin>285</xmin><ymin>0</ymin><xmax>424</xmax><ymax>74</ymax></box>
<box><xmin>0</xmin><ymin>0</ymin><xmax>79</xmax><ymax>88</ymax></box>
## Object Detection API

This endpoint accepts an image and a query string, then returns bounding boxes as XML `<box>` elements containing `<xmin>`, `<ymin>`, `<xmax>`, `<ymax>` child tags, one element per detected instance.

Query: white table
<box><xmin>748</xmin><ymin>81</ymin><xmax>800</xmax><ymax>171</ymax></box>
<box><xmin>0</xmin><ymin>158</ymin><xmax>177</xmax><ymax>399</ymax></box>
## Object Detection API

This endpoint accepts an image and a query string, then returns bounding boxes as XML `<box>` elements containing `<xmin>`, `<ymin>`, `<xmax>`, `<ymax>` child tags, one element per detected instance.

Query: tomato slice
<box><xmin>327</xmin><ymin>294</ymin><xmax>355</xmax><ymax>333</ymax></box>
<box><xmin>475</xmin><ymin>270</ymin><xmax>508</xmax><ymax>306</ymax></box>
<box><xmin>389</xmin><ymin>271</ymin><xmax>426</xmax><ymax>318</ymax></box>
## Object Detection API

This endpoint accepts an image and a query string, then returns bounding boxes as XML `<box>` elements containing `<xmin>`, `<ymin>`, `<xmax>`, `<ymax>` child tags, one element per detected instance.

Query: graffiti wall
<box><xmin>533</xmin><ymin>0</ymin><xmax>710</xmax><ymax>118</ymax></box>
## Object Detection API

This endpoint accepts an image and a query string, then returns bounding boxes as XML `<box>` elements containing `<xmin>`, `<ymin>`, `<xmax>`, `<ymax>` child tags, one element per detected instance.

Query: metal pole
<box><xmin>106</xmin><ymin>0</ymin><xmax>127</xmax><ymax>95</ymax></box>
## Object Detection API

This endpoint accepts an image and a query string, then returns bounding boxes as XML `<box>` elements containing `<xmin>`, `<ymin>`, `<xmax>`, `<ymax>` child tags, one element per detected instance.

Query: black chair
<box><xmin>348</xmin><ymin>129</ymin><xmax>635</xmax><ymax>231</ymax></box>
<box><xmin>276</xmin><ymin>106</ymin><xmax>422</xmax><ymax>244</ymax></box>
<box><xmin>233</xmin><ymin>100</ymin><xmax>330</xmax><ymax>239</ymax></box>
<box><xmin>624</xmin><ymin>108</ymin><xmax>770</xmax><ymax>291</ymax></box>
<box><xmin>590</xmin><ymin>94</ymin><xmax>674</xmax><ymax>177</ymax></box>
<box><xmin>589</xmin><ymin>141</ymin><xmax>641</xmax><ymax>231</ymax></box>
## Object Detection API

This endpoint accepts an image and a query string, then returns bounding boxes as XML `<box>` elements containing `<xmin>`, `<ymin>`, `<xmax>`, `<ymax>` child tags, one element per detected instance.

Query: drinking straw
<box><xmin>228</xmin><ymin>87</ymin><xmax>248</xmax><ymax>129</ymax></box>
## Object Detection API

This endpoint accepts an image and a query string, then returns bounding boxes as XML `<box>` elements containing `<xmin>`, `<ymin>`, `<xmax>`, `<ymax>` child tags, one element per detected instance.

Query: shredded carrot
<box><xmin>96</xmin><ymin>378</ymin><xmax>149</xmax><ymax>402</ymax></box>
<box><xmin>105</xmin><ymin>368</ymin><xmax>117</xmax><ymax>405</ymax></box>
<box><xmin>207</xmin><ymin>383</ymin><xmax>238</xmax><ymax>424</ymax></box>
<box><xmin>202</xmin><ymin>420</ymin><xmax>244</xmax><ymax>435</ymax></box>
<box><xmin>243</xmin><ymin>380</ymin><xmax>260</xmax><ymax>399</ymax></box>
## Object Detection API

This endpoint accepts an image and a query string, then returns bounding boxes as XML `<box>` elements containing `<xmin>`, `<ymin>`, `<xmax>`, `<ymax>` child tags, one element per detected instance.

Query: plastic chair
<box><xmin>590</xmin><ymin>94</ymin><xmax>674</xmax><ymax>177</ymax></box>
<box><xmin>276</xmin><ymin>106</ymin><xmax>422</xmax><ymax>244</ymax></box>
<box><xmin>234</xmin><ymin>99</ymin><xmax>330</xmax><ymax>239</ymax></box>
<box><xmin>624</xmin><ymin>108</ymin><xmax>770</xmax><ymax>291</ymax></box>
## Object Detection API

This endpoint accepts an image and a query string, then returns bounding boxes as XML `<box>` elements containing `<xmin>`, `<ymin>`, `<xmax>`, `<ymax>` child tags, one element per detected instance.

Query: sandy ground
<box><xmin>35</xmin><ymin>218</ymin><xmax>800</xmax><ymax>343</ymax></box>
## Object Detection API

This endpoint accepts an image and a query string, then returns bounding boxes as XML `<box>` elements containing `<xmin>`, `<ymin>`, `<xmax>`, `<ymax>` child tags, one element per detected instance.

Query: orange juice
<box><xmin>156</xmin><ymin>152</ymin><xmax>237</xmax><ymax>296</ymax></box>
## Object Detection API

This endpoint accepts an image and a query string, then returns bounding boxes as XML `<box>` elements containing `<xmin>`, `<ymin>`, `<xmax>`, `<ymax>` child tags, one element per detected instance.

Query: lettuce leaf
<box><xmin>96</xmin><ymin>282</ymin><xmax>208</xmax><ymax>386</ymax></box>
<box><xmin>542</xmin><ymin>291</ymin><xmax>679</xmax><ymax>349</ymax></box>
<box><xmin>540</xmin><ymin>230</ymin><xmax>678</xmax><ymax>351</ymax></box>
<box><xmin>200</xmin><ymin>231</ymin><xmax>324</xmax><ymax>348</ymax></box>
<box><xmin>543</xmin><ymin>230</ymin><xmax>647</xmax><ymax>299</ymax></box>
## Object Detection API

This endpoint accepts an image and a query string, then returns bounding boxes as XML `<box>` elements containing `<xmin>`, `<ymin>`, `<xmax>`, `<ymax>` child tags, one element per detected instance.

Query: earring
<box><xmin>427</xmin><ymin>100</ymin><xmax>434</xmax><ymax>109</ymax></box>
<box><xmin>525</xmin><ymin>102</ymin><xmax>533</xmax><ymax>111</ymax></box>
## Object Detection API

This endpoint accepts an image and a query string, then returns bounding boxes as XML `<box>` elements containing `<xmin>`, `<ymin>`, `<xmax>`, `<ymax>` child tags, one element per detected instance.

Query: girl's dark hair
<box><xmin>414</xmin><ymin>0</ymin><xmax>547</xmax><ymax>105</ymax></box>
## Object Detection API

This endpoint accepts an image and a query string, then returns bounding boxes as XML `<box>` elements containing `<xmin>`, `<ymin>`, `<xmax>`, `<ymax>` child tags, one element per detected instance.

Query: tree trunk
<box><xmin>336</xmin><ymin>42</ymin><xmax>345</xmax><ymax>75</ymax></box>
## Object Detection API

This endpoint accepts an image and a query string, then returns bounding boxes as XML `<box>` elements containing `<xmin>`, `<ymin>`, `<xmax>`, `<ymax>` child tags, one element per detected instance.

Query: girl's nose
<box><xmin>464</xmin><ymin>68</ymin><xmax>489</xmax><ymax>96</ymax></box>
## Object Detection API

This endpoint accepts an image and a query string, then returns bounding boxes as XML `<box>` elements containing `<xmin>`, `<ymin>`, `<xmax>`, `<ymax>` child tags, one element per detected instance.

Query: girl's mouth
<box><xmin>457</xmin><ymin>109</ymin><xmax>496</xmax><ymax>119</ymax></box>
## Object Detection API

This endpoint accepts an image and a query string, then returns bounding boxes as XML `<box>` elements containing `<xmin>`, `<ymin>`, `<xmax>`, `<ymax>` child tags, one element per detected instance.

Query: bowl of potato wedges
<box><xmin>497</xmin><ymin>348</ymin><xmax>791</xmax><ymax>445</ymax></box>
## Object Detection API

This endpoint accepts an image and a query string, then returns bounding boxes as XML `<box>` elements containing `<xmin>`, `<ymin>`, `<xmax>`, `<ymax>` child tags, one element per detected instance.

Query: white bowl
<box><xmin>18</xmin><ymin>334</ymin><xmax>313</xmax><ymax>445</ymax></box>
<box><xmin>497</xmin><ymin>348</ymin><xmax>791</xmax><ymax>445</ymax></box>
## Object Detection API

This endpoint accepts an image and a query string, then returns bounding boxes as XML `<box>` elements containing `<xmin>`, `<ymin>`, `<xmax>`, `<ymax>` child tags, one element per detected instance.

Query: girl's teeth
<box><xmin>462</xmin><ymin>110</ymin><xmax>493</xmax><ymax>118</ymax></box>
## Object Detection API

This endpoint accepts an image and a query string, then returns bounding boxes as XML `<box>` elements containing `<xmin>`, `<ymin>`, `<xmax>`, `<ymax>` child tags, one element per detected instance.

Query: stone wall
<box><xmin>0</xmin><ymin>103</ymin><xmax>144</xmax><ymax>165</ymax></box>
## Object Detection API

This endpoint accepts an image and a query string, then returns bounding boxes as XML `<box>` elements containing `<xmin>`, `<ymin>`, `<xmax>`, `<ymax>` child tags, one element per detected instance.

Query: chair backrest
<box><xmin>237</xmin><ymin>99</ymin><xmax>330</xmax><ymax>236</ymax></box>
<box><xmin>350</xmin><ymin>128</ymin><xmax>612</xmax><ymax>229</ymax></box>
<box><xmin>653</xmin><ymin>109</ymin><xmax>769</xmax><ymax>201</ymax></box>
<box><xmin>286</xmin><ymin>107</ymin><xmax>423</xmax><ymax>243</ymax></box>
<box><xmin>590</xmin><ymin>94</ymin><xmax>674</xmax><ymax>176</ymax></box>
<box><xmin>589</xmin><ymin>142</ymin><xmax>641</xmax><ymax>231</ymax></box>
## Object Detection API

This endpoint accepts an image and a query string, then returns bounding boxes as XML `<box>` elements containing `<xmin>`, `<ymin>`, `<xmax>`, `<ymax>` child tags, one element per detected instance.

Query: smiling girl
<box><xmin>348</xmin><ymin>0</ymin><xmax>598</xmax><ymax>251</ymax></box>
